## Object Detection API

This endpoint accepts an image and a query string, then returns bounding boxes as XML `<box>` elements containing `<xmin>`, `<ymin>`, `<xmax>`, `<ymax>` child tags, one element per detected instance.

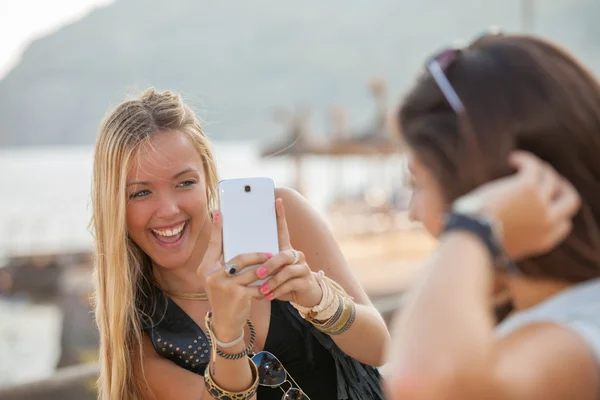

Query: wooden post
<box><xmin>369</xmin><ymin>78</ymin><xmax>388</xmax><ymax>137</ymax></box>
<box><xmin>272</xmin><ymin>108</ymin><xmax>309</xmax><ymax>195</ymax></box>
<box><xmin>329</xmin><ymin>106</ymin><xmax>347</xmax><ymax>199</ymax></box>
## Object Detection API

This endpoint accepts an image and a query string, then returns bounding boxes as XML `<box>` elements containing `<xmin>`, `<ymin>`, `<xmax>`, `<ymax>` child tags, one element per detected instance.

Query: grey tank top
<box><xmin>495</xmin><ymin>278</ymin><xmax>600</xmax><ymax>364</ymax></box>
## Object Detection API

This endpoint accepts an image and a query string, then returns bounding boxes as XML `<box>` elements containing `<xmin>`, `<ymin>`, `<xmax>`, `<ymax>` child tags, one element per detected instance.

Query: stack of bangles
<box><xmin>290</xmin><ymin>270</ymin><xmax>357</xmax><ymax>335</ymax></box>
<box><xmin>203</xmin><ymin>311</ymin><xmax>259</xmax><ymax>400</ymax></box>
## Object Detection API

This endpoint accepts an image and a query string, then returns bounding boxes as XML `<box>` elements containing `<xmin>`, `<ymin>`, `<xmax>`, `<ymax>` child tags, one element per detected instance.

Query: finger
<box><xmin>223</xmin><ymin>253</ymin><xmax>272</xmax><ymax>284</ymax></box>
<box><xmin>242</xmin><ymin>285</ymin><xmax>264</xmax><ymax>300</ymax></box>
<box><xmin>202</xmin><ymin>212</ymin><xmax>223</xmax><ymax>267</ymax></box>
<box><xmin>207</xmin><ymin>276</ymin><xmax>262</xmax><ymax>303</ymax></box>
<box><xmin>508</xmin><ymin>151</ymin><xmax>544</xmax><ymax>185</ymax></box>
<box><xmin>225</xmin><ymin>252</ymin><xmax>273</xmax><ymax>274</ymax></box>
<box><xmin>549</xmin><ymin>178</ymin><xmax>582</xmax><ymax>220</ymax></box>
<box><xmin>204</xmin><ymin>269</ymin><xmax>264</xmax><ymax>301</ymax></box>
<box><xmin>276</xmin><ymin>198</ymin><xmax>292</xmax><ymax>250</ymax></box>
<box><xmin>508</xmin><ymin>150</ymin><xmax>539</xmax><ymax>169</ymax></box>
<box><xmin>539</xmin><ymin>220</ymin><xmax>573</xmax><ymax>254</ymax></box>
<box><xmin>258</xmin><ymin>265</ymin><xmax>310</xmax><ymax>299</ymax></box>
<box><xmin>233</xmin><ymin>267</ymin><xmax>270</xmax><ymax>287</ymax></box>
<box><xmin>537</xmin><ymin>162</ymin><xmax>561</xmax><ymax>201</ymax></box>
<box><xmin>254</xmin><ymin>249</ymin><xmax>304</xmax><ymax>282</ymax></box>
<box><xmin>265</xmin><ymin>279</ymin><xmax>305</xmax><ymax>301</ymax></box>
<box><xmin>232</xmin><ymin>249</ymin><xmax>298</xmax><ymax>286</ymax></box>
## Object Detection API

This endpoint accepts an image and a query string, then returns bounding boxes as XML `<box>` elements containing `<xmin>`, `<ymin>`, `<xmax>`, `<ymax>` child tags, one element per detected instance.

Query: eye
<box><xmin>129</xmin><ymin>189</ymin><xmax>151</xmax><ymax>199</ymax></box>
<box><xmin>177</xmin><ymin>180</ymin><xmax>196</xmax><ymax>188</ymax></box>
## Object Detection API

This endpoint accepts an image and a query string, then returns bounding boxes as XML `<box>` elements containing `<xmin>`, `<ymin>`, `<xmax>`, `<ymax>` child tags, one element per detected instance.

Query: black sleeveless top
<box><xmin>141</xmin><ymin>286</ymin><xmax>384</xmax><ymax>399</ymax></box>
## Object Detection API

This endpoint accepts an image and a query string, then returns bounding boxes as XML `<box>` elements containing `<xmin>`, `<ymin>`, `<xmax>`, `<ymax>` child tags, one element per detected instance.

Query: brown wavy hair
<box><xmin>399</xmin><ymin>33</ymin><xmax>600</xmax><ymax>282</ymax></box>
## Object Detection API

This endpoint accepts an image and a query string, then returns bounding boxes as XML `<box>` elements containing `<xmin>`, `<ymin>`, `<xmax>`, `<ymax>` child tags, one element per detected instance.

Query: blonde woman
<box><xmin>91</xmin><ymin>88</ymin><xmax>389</xmax><ymax>400</ymax></box>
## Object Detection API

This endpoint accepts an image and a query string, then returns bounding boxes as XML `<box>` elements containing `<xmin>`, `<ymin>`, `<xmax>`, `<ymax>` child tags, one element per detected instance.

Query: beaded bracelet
<box><xmin>204</xmin><ymin>357</ymin><xmax>259</xmax><ymax>400</ymax></box>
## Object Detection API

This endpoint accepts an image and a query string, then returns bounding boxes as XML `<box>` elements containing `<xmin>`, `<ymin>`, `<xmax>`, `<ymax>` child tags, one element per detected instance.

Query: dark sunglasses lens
<box><xmin>436</xmin><ymin>48</ymin><xmax>458</xmax><ymax>70</ymax></box>
<box><xmin>283</xmin><ymin>388</ymin><xmax>310</xmax><ymax>400</ymax></box>
<box><xmin>252</xmin><ymin>352</ymin><xmax>286</xmax><ymax>386</ymax></box>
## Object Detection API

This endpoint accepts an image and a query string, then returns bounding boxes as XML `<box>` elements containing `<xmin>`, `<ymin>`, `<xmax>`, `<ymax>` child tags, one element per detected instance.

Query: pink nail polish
<box><xmin>265</xmin><ymin>292</ymin><xmax>274</xmax><ymax>300</ymax></box>
<box><xmin>260</xmin><ymin>283</ymin><xmax>269</xmax><ymax>293</ymax></box>
<box><xmin>257</xmin><ymin>267</ymin><xmax>267</xmax><ymax>278</ymax></box>
<box><xmin>213</xmin><ymin>212</ymin><xmax>220</xmax><ymax>222</ymax></box>
<box><xmin>265</xmin><ymin>253</ymin><xmax>273</xmax><ymax>260</ymax></box>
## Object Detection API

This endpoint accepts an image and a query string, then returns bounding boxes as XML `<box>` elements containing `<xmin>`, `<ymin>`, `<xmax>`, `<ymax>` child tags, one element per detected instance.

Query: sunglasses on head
<box><xmin>251</xmin><ymin>351</ymin><xmax>310</xmax><ymax>400</ymax></box>
<box><xmin>424</xmin><ymin>28</ymin><xmax>524</xmax><ymax>276</ymax></box>
<box><xmin>426</xmin><ymin>27</ymin><xmax>503</xmax><ymax>114</ymax></box>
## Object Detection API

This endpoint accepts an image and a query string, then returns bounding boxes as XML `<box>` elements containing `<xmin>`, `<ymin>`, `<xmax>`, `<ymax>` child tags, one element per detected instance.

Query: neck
<box><xmin>152</xmin><ymin>216</ymin><xmax>212</xmax><ymax>294</ymax></box>
<box><xmin>506</xmin><ymin>275</ymin><xmax>572</xmax><ymax>311</ymax></box>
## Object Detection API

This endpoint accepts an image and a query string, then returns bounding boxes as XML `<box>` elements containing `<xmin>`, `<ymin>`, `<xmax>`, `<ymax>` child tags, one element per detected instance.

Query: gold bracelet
<box><xmin>315</xmin><ymin>296</ymin><xmax>355</xmax><ymax>335</ymax></box>
<box><xmin>311</xmin><ymin>294</ymin><xmax>344</xmax><ymax>329</ymax></box>
<box><xmin>329</xmin><ymin>298</ymin><xmax>356</xmax><ymax>335</ymax></box>
<box><xmin>203</xmin><ymin>357</ymin><xmax>259</xmax><ymax>400</ymax></box>
<box><xmin>321</xmin><ymin>296</ymin><xmax>352</xmax><ymax>333</ymax></box>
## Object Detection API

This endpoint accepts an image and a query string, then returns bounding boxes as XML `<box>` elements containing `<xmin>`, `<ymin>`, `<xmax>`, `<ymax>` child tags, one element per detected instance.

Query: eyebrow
<box><xmin>126</xmin><ymin>167</ymin><xmax>197</xmax><ymax>187</ymax></box>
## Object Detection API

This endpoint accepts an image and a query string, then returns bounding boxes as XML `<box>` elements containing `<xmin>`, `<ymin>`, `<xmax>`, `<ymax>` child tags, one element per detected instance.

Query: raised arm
<box><xmin>387</xmin><ymin>152</ymin><xmax>598</xmax><ymax>399</ymax></box>
<box><xmin>274</xmin><ymin>187</ymin><xmax>391</xmax><ymax>366</ymax></box>
<box><xmin>388</xmin><ymin>232</ymin><xmax>599</xmax><ymax>400</ymax></box>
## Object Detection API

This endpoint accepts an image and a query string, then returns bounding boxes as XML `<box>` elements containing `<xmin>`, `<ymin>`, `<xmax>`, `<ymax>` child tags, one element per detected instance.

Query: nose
<box><xmin>155</xmin><ymin>192</ymin><xmax>180</xmax><ymax>220</ymax></box>
<box><xmin>407</xmin><ymin>191</ymin><xmax>419</xmax><ymax>223</ymax></box>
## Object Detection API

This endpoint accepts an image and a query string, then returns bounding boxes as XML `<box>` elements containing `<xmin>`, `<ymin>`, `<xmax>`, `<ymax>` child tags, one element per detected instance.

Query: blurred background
<box><xmin>0</xmin><ymin>0</ymin><xmax>598</xmax><ymax>398</ymax></box>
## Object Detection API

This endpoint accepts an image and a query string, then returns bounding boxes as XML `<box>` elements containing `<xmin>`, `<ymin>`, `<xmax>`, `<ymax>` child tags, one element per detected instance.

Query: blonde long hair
<box><xmin>90</xmin><ymin>88</ymin><xmax>219</xmax><ymax>399</ymax></box>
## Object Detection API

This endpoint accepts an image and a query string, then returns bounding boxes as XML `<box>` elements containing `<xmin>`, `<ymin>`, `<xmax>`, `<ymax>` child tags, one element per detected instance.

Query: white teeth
<box><xmin>152</xmin><ymin>222</ymin><xmax>185</xmax><ymax>237</ymax></box>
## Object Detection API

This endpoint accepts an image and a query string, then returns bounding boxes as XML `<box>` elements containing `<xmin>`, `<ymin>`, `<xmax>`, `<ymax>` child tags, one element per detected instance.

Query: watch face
<box><xmin>452</xmin><ymin>195</ymin><xmax>503</xmax><ymax>244</ymax></box>
<box><xmin>452</xmin><ymin>194</ymin><xmax>484</xmax><ymax>215</ymax></box>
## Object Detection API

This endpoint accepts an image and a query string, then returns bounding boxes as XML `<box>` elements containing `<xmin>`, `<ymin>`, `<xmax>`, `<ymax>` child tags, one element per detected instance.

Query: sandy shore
<box><xmin>337</xmin><ymin>228</ymin><xmax>435</xmax><ymax>297</ymax></box>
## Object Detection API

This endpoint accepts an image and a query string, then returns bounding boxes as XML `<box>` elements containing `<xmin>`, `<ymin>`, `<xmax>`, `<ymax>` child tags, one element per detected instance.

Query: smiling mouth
<box><xmin>150</xmin><ymin>221</ymin><xmax>188</xmax><ymax>245</ymax></box>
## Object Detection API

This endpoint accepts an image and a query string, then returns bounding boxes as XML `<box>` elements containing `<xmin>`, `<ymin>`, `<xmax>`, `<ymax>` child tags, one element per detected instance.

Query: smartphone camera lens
<box><xmin>244</xmin><ymin>185</ymin><xmax>251</xmax><ymax>192</ymax></box>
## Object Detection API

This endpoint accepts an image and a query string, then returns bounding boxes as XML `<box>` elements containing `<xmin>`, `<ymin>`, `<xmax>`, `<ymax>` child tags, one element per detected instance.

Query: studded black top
<box><xmin>142</xmin><ymin>285</ymin><xmax>383</xmax><ymax>400</ymax></box>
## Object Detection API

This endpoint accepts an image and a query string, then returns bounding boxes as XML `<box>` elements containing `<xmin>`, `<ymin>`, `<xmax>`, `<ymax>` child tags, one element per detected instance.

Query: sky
<box><xmin>0</xmin><ymin>0</ymin><xmax>115</xmax><ymax>79</ymax></box>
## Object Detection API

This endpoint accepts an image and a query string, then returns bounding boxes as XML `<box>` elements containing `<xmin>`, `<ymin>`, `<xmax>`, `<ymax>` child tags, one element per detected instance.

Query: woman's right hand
<box><xmin>196</xmin><ymin>212</ymin><xmax>272</xmax><ymax>343</ymax></box>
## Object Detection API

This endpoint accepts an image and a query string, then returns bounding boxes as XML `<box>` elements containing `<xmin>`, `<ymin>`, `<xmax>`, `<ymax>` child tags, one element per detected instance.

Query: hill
<box><xmin>0</xmin><ymin>0</ymin><xmax>598</xmax><ymax>147</ymax></box>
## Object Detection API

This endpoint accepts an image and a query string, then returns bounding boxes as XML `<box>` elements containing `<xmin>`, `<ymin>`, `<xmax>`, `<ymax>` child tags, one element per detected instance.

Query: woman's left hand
<box><xmin>465</xmin><ymin>151</ymin><xmax>581</xmax><ymax>260</ymax></box>
<box><xmin>253</xmin><ymin>198</ymin><xmax>323</xmax><ymax>307</ymax></box>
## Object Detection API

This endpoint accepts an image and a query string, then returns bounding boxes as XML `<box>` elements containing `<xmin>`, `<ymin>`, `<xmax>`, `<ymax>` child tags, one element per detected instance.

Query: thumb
<box><xmin>199</xmin><ymin>211</ymin><xmax>223</xmax><ymax>274</ymax></box>
<box><xmin>508</xmin><ymin>150</ymin><xmax>543</xmax><ymax>185</ymax></box>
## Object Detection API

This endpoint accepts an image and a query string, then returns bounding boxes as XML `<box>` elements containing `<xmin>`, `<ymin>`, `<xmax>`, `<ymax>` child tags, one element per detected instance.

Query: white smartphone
<box><xmin>218</xmin><ymin>177</ymin><xmax>279</xmax><ymax>286</ymax></box>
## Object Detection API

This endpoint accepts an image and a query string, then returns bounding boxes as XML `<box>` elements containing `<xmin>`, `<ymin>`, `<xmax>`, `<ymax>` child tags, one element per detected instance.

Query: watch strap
<box><xmin>442</xmin><ymin>212</ymin><xmax>520</xmax><ymax>274</ymax></box>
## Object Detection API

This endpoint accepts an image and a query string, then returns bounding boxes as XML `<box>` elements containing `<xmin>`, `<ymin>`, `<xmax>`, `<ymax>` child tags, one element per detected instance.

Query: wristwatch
<box><xmin>443</xmin><ymin>194</ymin><xmax>519</xmax><ymax>274</ymax></box>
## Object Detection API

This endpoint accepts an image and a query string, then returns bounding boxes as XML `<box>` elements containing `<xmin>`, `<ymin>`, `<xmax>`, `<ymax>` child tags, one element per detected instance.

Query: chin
<box><xmin>150</xmin><ymin>249</ymin><xmax>192</xmax><ymax>269</ymax></box>
<box><xmin>152</xmin><ymin>255</ymin><xmax>191</xmax><ymax>270</ymax></box>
